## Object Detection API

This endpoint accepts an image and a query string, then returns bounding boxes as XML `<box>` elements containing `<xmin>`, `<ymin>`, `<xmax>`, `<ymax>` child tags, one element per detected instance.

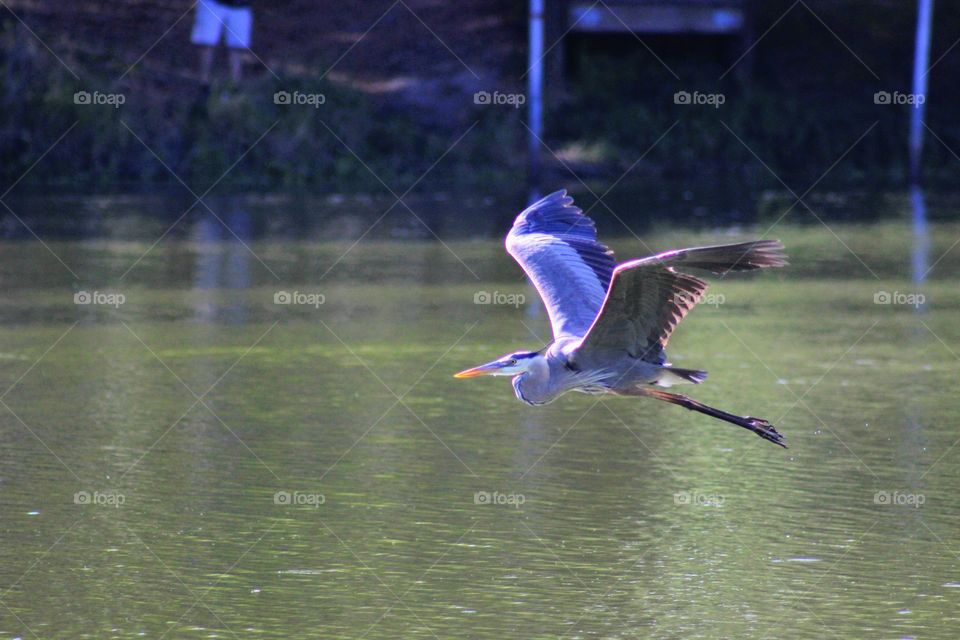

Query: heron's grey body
<box><xmin>456</xmin><ymin>190</ymin><xmax>788</xmax><ymax>447</ymax></box>
<box><xmin>510</xmin><ymin>339</ymin><xmax>662</xmax><ymax>406</ymax></box>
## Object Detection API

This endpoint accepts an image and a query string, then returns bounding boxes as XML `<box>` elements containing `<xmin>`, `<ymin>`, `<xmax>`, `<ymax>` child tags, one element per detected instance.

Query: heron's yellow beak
<box><xmin>453</xmin><ymin>362</ymin><xmax>503</xmax><ymax>378</ymax></box>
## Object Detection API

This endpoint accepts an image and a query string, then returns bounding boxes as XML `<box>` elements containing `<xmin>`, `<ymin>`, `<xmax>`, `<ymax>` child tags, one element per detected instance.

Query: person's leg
<box><xmin>199</xmin><ymin>46</ymin><xmax>215</xmax><ymax>84</ymax></box>
<box><xmin>191</xmin><ymin>0</ymin><xmax>224</xmax><ymax>83</ymax></box>
<box><xmin>228</xmin><ymin>50</ymin><xmax>243</xmax><ymax>82</ymax></box>
<box><xmin>224</xmin><ymin>6</ymin><xmax>253</xmax><ymax>82</ymax></box>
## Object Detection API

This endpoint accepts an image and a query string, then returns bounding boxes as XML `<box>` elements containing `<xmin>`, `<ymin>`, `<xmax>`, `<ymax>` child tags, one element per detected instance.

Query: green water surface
<box><xmin>0</xmin><ymin>200</ymin><xmax>958</xmax><ymax>638</ymax></box>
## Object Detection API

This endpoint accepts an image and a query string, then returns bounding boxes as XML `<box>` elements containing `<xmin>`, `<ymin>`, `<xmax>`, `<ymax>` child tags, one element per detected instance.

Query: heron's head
<box><xmin>454</xmin><ymin>351</ymin><xmax>541</xmax><ymax>379</ymax></box>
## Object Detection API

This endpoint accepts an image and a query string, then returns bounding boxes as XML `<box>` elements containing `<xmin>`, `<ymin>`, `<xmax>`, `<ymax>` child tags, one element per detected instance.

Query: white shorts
<box><xmin>191</xmin><ymin>0</ymin><xmax>252</xmax><ymax>49</ymax></box>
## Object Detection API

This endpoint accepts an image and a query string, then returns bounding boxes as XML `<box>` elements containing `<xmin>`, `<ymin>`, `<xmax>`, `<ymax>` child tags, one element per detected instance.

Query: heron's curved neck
<box><xmin>512</xmin><ymin>355</ymin><xmax>551</xmax><ymax>405</ymax></box>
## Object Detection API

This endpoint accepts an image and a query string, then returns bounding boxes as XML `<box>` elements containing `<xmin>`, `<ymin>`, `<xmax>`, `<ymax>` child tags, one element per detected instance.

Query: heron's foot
<box><xmin>744</xmin><ymin>417</ymin><xmax>787</xmax><ymax>448</ymax></box>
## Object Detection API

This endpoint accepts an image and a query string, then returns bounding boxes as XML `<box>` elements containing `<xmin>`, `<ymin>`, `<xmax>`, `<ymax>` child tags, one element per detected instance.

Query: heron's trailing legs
<box><xmin>621</xmin><ymin>388</ymin><xmax>787</xmax><ymax>448</ymax></box>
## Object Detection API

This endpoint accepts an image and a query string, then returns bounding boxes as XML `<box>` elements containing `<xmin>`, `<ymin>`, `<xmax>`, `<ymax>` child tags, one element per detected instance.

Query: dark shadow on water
<box><xmin>6</xmin><ymin>180</ymin><xmax>959</xmax><ymax>243</ymax></box>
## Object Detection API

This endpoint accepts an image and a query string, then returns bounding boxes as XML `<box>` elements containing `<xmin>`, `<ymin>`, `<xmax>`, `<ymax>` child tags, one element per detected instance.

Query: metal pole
<box><xmin>528</xmin><ymin>0</ymin><xmax>544</xmax><ymax>201</ymax></box>
<box><xmin>910</xmin><ymin>0</ymin><xmax>934</xmax><ymax>184</ymax></box>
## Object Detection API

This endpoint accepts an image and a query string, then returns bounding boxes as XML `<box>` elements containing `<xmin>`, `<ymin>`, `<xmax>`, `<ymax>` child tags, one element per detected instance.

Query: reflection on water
<box><xmin>192</xmin><ymin>198</ymin><xmax>252</xmax><ymax>323</ymax></box>
<box><xmin>0</xmin><ymin>193</ymin><xmax>959</xmax><ymax>638</ymax></box>
<box><xmin>912</xmin><ymin>185</ymin><xmax>930</xmax><ymax>283</ymax></box>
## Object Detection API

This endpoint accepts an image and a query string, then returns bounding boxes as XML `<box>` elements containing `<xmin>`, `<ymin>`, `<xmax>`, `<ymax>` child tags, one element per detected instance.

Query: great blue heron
<box><xmin>454</xmin><ymin>190</ymin><xmax>788</xmax><ymax>447</ymax></box>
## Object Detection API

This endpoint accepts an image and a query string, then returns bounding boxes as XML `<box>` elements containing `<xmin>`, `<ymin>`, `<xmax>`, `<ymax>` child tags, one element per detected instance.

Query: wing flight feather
<box><xmin>505</xmin><ymin>191</ymin><xmax>616</xmax><ymax>340</ymax></box>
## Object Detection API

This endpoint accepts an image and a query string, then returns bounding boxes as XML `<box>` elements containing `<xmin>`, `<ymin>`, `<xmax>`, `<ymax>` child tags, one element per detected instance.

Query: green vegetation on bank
<box><xmin>0</xmin><ymin>25</ymin><xmax>521</xmax><ymax>192</ymax></box>
<box><xmin>4</xmin><ymin>2</ymin><xmax>960</xmax><ymax>194</ymax></box>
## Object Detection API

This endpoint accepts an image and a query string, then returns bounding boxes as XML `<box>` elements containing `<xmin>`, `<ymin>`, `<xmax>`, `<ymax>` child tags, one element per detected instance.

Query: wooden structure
<box><xmin>566</xmin><ymin>0</ymin><xmax>749</xmax><ymax>35</ymax></box>
<box><xmin>541</xmin><ymin>0</ymin><xmax>755</xmax><ymax>86</ymax></box>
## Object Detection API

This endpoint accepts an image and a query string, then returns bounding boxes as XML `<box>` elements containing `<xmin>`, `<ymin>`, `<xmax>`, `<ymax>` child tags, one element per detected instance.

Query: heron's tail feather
<box><xmin>657</xmin><ymin>367</ymin><xmax>707</xmax><ymax>387</ymax></box>
<box><xmin>655</xmin><ymin>240</ymin><xmax>787</xmax><ymax>274</ymax></box>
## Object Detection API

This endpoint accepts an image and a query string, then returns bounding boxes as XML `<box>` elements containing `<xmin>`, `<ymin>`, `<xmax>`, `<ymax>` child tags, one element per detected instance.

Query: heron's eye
<box><xmin>509</xmin><ymin>359</ymin><xmax>518</xmax><ymax>365</ymax></box>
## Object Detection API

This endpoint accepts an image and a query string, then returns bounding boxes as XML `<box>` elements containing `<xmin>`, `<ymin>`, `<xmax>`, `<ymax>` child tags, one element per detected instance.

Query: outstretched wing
<box><xmin>506</xmin><ymin>191</ymin><xmax>616</xmax><ymax>340</ymax></box>
<box><xmin>575</xmin><ymin>262</ymin><xmax>707</xmax><ymax>363</ymax></box>
<box><xmin>575</xmin><ymin>240</ymin><xmax>786</xmax><ymax>362</ymax></box>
